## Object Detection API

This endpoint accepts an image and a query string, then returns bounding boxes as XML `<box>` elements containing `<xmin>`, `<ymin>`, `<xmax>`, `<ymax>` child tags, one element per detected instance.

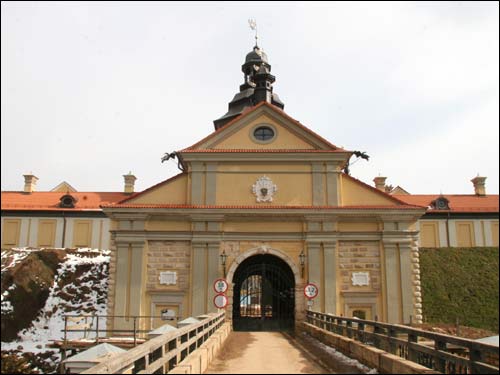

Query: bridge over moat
<box><xmin>66</xmin><ymin>311</ymin><xmax>498</xmax><ymax>374</ymax></box>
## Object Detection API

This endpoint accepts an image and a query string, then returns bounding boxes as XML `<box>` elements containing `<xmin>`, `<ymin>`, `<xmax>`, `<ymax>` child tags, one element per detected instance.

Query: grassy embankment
<box><xmin>419</xmin><ymin>247</ymin><xmax>499</xmax><ymax>333</ymax></box>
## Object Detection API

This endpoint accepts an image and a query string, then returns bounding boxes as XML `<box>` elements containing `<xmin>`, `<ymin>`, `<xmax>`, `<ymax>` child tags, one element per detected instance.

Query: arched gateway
<box><xmin>232</xmin><ymin>254</ymin><xmax>295</xmax><ymax>331</ymax></box>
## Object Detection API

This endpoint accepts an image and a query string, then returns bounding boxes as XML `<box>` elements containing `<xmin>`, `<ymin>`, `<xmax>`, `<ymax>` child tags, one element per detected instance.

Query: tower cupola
<box><xmin>213</xmin><ymin>44</ymin><xmax>284</xmax><ymax>130</ymax></box>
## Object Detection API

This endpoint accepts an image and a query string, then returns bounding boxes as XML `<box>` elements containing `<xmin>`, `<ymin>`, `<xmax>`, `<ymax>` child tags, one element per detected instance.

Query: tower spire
<box><xmin>213</xmin><ymin>21</ymin><xmax>285</xmax><ymax>130</ymax></box>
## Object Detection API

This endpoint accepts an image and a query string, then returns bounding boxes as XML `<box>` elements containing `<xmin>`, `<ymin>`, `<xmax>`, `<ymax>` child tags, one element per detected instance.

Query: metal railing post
<box><xmin>133</xmin><ymin>316</ymin><xmax>137</xmax><ymax>347</ymax></box>
<box><xmin>95</xmin><ymin>315</ymin><xmax>100</xmax><ymax>344</ymax></box>
<box><xmin>408</xmin><ymin>333</ymin><xmax>418</xmax><ymax>362</ymax></box>
<box><xmin>434</xmin><ymin>340</ymin><xmax>446</xmax><ymax>373</ymax></box>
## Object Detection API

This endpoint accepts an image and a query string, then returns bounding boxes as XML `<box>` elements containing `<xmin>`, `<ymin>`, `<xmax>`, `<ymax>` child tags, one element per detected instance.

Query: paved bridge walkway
<box><xmin>205</xmin><ymin>332</ymin><xmax>372</xmax><ymax>374</ymax></box>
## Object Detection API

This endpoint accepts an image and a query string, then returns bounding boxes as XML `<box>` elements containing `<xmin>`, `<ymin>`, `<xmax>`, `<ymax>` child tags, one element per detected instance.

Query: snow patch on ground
<box><xmin>302</xmin><ymin>332</ymin><xmax>379</xmax><ymax>374</ymax></box>
<box><xmin>1</xmin><ymin>248</ymin><xmax>110</xmax><ymax>357</ymax></box>
<box><xmin>1</xmin><ymin>248</ymin><xmax>41</xmax><ymax>272</ymax></box>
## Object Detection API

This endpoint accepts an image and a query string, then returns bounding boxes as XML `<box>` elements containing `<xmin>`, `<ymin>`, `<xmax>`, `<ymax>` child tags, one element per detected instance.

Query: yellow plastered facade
<box><xmin>223</xmin><ymin>221</ymin><xmax>303</xmax><ymax>233</ymax></box>
<box><xmin>216</xmin><ymin>171</ymin><xmax>313</xmax><ymax>206</ymax></box>
<box><xmin>341</xmin><ymin>174</ymin><xmax>397</xmax><ymax>206</ymax></box>
<box><xmin>337</xmin><ymin>222</ymin><xmax>379</xmax><ymax>232</ymax></box>
<box><xmin>127</xmin><ymin>174</ymin><xmax>188</xmax><ymax>204</ymax></box>
<box><xmin>213</xmin><ymin>114</ymin><xmax>316</xmax><ymax>149</ymax></box>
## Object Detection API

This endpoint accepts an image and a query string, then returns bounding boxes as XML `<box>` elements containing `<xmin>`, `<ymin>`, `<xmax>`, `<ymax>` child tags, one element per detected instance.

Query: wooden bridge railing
<box><xmin>306</xmin><ymin>310</ymin><xmax>499</xmax><ymax>374</ymax></box>
<box><xmin>80</xmin><ymin>311</ymin><xmax>225</xmax><ymax>374</ymax></box>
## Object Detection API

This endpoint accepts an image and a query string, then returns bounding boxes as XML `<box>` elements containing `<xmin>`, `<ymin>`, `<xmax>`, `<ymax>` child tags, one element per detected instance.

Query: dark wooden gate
<box><xmin>232</xmin><ymin>254</ymin><xmax>295</xmax><ymax>331</ymax></box>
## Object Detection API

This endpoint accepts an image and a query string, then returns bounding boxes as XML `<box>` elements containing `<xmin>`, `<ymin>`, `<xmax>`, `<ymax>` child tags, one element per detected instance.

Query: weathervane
<box><xmin>248</xmin><ymin>19</ymin><xmax>258</xmax><ymax>47</ymax></box>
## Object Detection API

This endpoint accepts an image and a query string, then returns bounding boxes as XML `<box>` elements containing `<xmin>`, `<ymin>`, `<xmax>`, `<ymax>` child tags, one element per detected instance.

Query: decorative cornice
<box><xmin>103</xmin><ymin>207</ymin><xmax>425</xmax><ymax>217</ymax></box>
<box><xmin>180</xmin><ymin>151</ymin><xmax>351</xmax><ymax>164</ymax></box>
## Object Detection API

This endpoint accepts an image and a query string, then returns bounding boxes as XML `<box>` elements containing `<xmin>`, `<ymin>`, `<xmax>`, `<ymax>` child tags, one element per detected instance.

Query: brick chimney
<box><xmin>23</xmin><ymin>174</ymin><xmax>39</xmax><ymax>193</ymax></box>
<box><xmin>471</xmin><ymin>176</ymin><xmax>486</xmax><ymax>196</ymax></box>
<box><xmin>373</xmin><ymin>176</ymin><xmax>387</xmax><ymax>192</ymax></box>
<box><xmin>123</xmin><ymin>172</ymin><xmax>137</xmax><ymax>194</ymax></box>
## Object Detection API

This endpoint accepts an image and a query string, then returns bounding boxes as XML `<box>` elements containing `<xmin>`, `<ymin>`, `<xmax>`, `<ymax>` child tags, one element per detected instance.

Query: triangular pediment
<box><xmin>51</xmin><ymin>181</ymin><xmax>77</xmax><ymax>193</ymax></box>
<box><xmin>185</xmin><ymin>102</ymin><xmax>341</xmax><ymax>151</ymax></box>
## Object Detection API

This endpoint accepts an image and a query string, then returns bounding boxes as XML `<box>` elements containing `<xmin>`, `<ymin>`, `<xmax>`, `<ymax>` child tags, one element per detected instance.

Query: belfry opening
<box><xmin>232</xmin><ymin>254</ymin><xmax>295</xmax><ymax>331</ymax></box>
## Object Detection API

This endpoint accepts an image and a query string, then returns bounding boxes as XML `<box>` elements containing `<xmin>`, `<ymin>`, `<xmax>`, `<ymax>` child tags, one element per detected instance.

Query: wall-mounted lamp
<box><xmin>299</xmin><ymin>250</ymin><xmax>306</xmax><ymax>278</ymax></box>
<box><xmin>220</xmin><ymin>250</ymin><xmax>228</xmax><ymax>278</ymax></box>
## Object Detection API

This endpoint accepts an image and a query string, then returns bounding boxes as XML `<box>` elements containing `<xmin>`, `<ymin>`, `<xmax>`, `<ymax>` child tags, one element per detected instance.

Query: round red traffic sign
<box><xmin>213</xmin><ymin>278</ymin><xmax>228</xmax><ymax>294</ymax></box>
<box><xmin>304</xmin><ymin>283</ymin><xmax>319</xmax><ymax>299</ymax></box>
<box><xmin>213</xmin><ymin>293</ymin><xmax>228</xmax><ymax>309</ymax></box>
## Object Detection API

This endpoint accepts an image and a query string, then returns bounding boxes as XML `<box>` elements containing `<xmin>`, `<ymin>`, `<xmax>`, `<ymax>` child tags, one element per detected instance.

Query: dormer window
<box><xmin>431</xmin><ymin>196</ymin><xmax>450</xmax><ymax>210</ymax></box>
<box><xmin>59</xmin><ymin>194</ymin><xmax>77</xmax><ymax>208</ymax></box>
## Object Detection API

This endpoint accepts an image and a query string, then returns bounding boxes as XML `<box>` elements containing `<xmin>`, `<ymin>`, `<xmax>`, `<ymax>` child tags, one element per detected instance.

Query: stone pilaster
<box><xmin>129</xmin><ymin>242</ymin><xmax>146</xmax><ymax>317</ymax></box>
<box><xmin>206</xmin><ymin>243</ymin><xmax>220</xmax><ymax>313</ymax></box>
<box><xmin>399</xmin><ymin>243</ymin><xmax>414</xmax><ymax>324</ymax></box>
<box><xmin>383</xmin><ymin>242</ymin><xmax>401</xmax><ymax>323</ymax></box>
<box><xmin>312</xmin><ymin>163</ymin><xmax>325</xmax><ymax>206</ymax></box>
<box><xmin>326</xmin><ymin>164</ymin><xmax>340</xmax><ymax>205</ymax></box>
<box><xmin>113</xmin><ymin>243</ymin><xmax>130</xmax><ymax>318</ymax></box>
<box><xmin>191</xmin><ymin>242</ymin><xmax>206</xmax><ymax>316</ymax></box>
<box><xmin>112</xmin><ymin>238</ymin><xmax>146</xmax><ymax>329</ymax></box>
<box><xmin>323</xmin><ymin>242</ymin><xmax>336</xmax><ymax>314</ymax></box>
<box><xmin>205</xmin><ymin>164</ymin><xmax>217</xmax><ymax>205</ymax></box>
<box><xmin>410</xmin><ymin>237</ymin><xmax>423</xmax><ymax>324</ymax></box>
<box><xmin>190</xmin><ymin>162</ymin><xmax>204</xmax><ymax>205</ymax></box>
<box><xmin>106</xmin><ymin>235</ymin><xmax>117</xmax><ymax>331</ymax></box>
<box><xmin>307</xmin><ymin>242</ymin><xmax>322</xmax><ymax>311</ymax></box>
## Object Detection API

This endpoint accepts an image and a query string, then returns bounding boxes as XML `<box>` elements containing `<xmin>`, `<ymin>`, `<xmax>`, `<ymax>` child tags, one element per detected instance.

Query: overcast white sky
<box><xmin>2</xmin><ymin>1</ymin><xmax>499</xmax><ymax>195</ymax></box>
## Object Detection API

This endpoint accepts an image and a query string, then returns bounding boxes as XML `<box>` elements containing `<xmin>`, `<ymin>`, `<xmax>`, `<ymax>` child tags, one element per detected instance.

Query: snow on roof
<box><xmin>63</xmin><ymin>343</ymin><xmax>125</xmax><ymax>363</ymax></box>
<box><xmin>178</xmin><ymin>317</ymin><xmax>200</xmax><ymax>325</ymax></box>
<box><xmin>149</xmin><ymin>324</ymin><xmax>178</xmax><ymax>335</ymax></box>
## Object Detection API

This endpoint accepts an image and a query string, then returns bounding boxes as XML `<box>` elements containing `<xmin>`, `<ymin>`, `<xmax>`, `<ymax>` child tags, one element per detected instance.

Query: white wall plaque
<box><xmin>351</xmin><ymin>272</ymin><xmax>370</xmax><ymax>286</ymax></box>
<box><xmin>252</xmin><ymin>176</ymin><xmax>278</xmax><ymax>202</ymax></box>
<box><xmin>161</xmin><ymin>309</ymin><xmax>176</xmax><ymax>320</ymax></box>
<box><xmin>159</xmin><ymin>271</ymin><xmax>177</xmax><ymax>285</ymax></box>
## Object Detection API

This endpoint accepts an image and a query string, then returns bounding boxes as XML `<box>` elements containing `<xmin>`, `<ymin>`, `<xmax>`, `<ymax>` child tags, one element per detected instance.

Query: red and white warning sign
<box><xmin>213</xmin><ymin>293</ymin><xmax>228</xmax><ymax>309</ymax></box>
<box><xmin>304</xmin><ymin>283</ymin><xmax>319</xmax><ymax>299</ymax></box>
<box><xmin>213</xmin><ymin>278</ymin><xmax>228</xmax><ymax>294</ymax></box>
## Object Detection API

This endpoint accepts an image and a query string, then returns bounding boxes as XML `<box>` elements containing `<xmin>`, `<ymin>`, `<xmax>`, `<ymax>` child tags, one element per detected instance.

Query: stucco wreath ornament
<box><xmin>252</xmin><ymin>176</ymin><xmax>277</xmax><ymax>202</ymax></box>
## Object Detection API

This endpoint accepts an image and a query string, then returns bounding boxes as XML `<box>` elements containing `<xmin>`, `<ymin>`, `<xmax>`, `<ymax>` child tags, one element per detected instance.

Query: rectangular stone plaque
<box><xmin>159</xmin><ymin>271</ymin><xmax>177</xmax><ymax>285</ymax></box>
<box><xmin>351</xmin><ymin>272</ymin><xmax>370</xmax><ymax>286</ymax></box>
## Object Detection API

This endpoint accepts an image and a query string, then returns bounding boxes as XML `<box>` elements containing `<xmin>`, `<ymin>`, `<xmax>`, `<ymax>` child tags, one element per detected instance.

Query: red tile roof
<box><xmin>393</xmin><ymin>194</ymin><xmax>499</xmax><ymax>213</ymax></box>
<box><xmin>1</xmin><ymin>192</ymin><xmax>128</xmax><ymax>211</ymax></box>
<box><xmin>184</xmin><ymin>101</ymin><xmax>346</xmax><ymax>151</ymax></box>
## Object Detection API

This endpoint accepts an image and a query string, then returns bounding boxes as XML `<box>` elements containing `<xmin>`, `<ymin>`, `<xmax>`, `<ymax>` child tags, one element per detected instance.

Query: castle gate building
<box><xmin>103</xmin><ymin>45</ymin><xmax>426</xmax><ymax>332</ymax></box>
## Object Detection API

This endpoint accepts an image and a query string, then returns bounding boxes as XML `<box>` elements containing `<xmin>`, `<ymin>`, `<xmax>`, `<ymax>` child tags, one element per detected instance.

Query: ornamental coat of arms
<box><xmin>252</xmin><ymin>176</ymin><xmax>278</xmax><ymax>202</ymax></box>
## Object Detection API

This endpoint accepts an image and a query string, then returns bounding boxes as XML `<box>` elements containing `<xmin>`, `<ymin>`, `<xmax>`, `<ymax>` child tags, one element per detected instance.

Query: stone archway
<box><xmin>225</xmin><ymin>246</ymin><xmax>306</xmax><ymax>328</ymax></box>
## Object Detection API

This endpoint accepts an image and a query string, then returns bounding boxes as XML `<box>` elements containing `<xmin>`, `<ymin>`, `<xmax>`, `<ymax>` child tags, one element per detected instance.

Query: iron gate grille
<box><xmin>232</xmin><ymin>255</ymin><xmax>295</xmax><ymax>331</ymax></box>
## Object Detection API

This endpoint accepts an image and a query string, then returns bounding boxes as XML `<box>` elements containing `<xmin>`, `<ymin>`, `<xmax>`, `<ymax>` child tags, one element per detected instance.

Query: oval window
<box><xmin>253</xmin><ymin>126</ymin><xmax>275</xmax><ymax>141</ymax></box>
